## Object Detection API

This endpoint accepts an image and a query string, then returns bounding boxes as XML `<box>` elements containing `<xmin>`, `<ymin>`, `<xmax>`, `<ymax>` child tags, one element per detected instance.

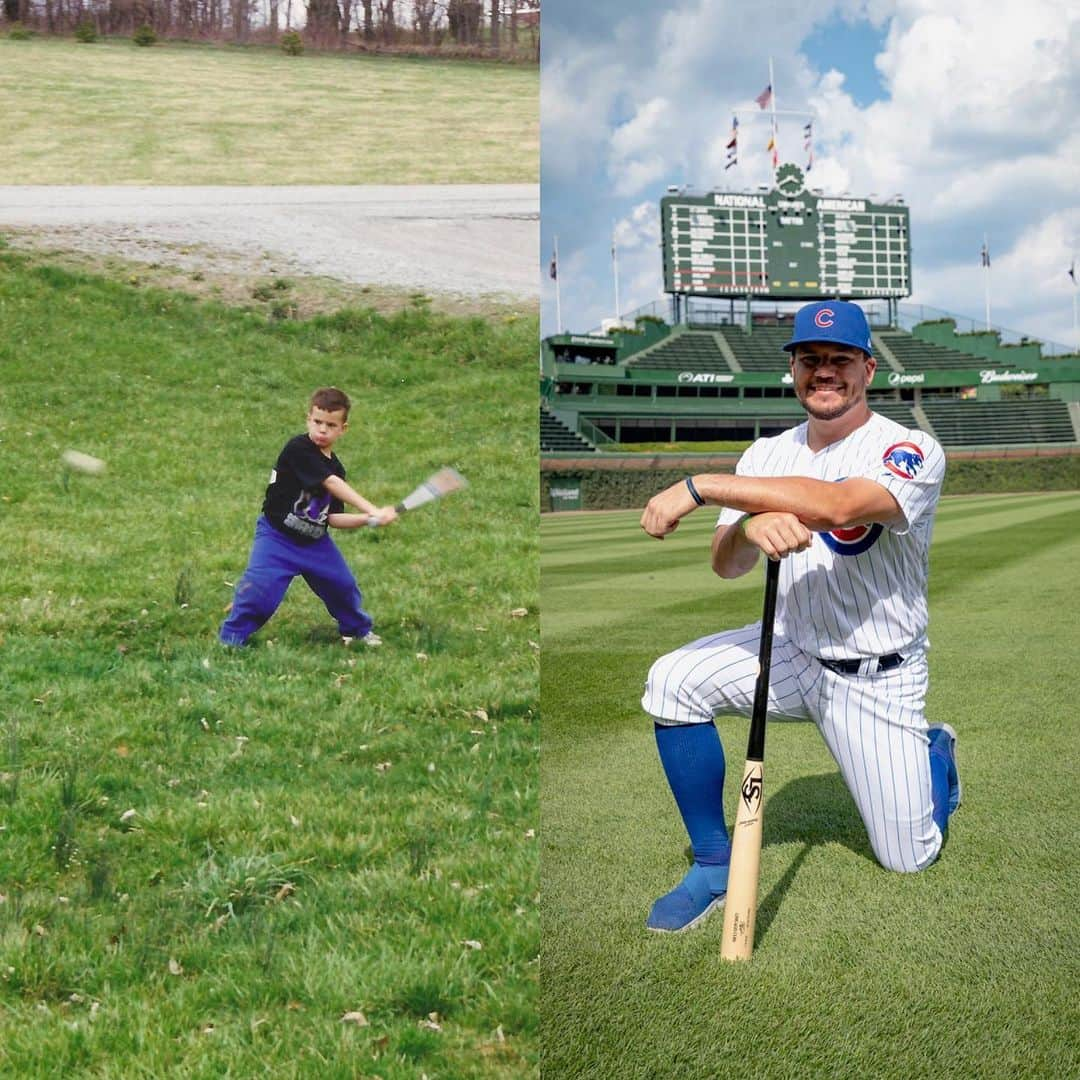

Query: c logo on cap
<box><xmin>814</xmin><ymin>308</ymin><xmax>835</xmax><ymax>328</ymax></box>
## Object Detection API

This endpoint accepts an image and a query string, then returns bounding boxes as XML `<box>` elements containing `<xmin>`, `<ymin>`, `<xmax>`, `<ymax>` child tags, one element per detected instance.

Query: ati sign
<box><xmin>678</xmin><ymin>372</ymin><xmax>736</xmax><ymax>383</ymax></box>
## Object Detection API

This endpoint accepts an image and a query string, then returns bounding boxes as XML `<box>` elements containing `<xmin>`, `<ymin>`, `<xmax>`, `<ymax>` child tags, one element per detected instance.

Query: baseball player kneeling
<box><xmin>639</xmin><ymin>300</ymin><xmax>961</xmax><ymax>933</ymax></box>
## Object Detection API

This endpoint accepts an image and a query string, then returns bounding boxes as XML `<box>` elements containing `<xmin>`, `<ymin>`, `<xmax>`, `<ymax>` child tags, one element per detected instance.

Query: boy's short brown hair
<box><xmin>309</xmin><ymin>387</ymin><xmax>351</xmax><ymax>418</ymax></box>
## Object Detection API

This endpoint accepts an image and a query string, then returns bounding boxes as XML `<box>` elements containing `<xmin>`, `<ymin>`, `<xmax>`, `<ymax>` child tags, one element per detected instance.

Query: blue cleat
<box><xmin>928</xmin><ymin>723</ymin><xmax>961</xmax><ymax>814</ymax></box>
<box><xmin>646</xmin><ymin>862</ymin><xmax>728</xmax><ymax>933</ymax></box>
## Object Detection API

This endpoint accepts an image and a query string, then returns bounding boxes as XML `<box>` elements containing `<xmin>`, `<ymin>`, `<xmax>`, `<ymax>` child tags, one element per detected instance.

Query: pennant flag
<box><xmin>805</xmin><ymin>149</ymin><xmax>814</xmax><ymax>173</ymax></box>
<box><xmin>755</xmin><ymin>84</ymin><xmax>772</xmax><ymax>109</ymax></box>
<box><xmin>725</xmin><ymin>115</ymin><xmax>738</xmax><ymax>169</ymax></box>
<box><xmin>981</xmin><ymin>243</ymin><xmax>991</xmax><ymax>268</ymax></box>
<box><xmin>1069</xmin><ymin>261</ymin><xmax>1076</xmax><ymax>284</ymax></box>
<box><xmin>803</xmin><ymin>121</ymin><xmax>813</xmax><ymax>172</ymax></box>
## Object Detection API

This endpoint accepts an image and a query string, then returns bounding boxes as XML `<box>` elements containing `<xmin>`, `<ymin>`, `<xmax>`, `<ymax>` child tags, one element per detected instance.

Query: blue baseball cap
<box><xmin>783</xmin><ymin>300</ymin><xmax>872</xmax><ymax>356</ymax></box>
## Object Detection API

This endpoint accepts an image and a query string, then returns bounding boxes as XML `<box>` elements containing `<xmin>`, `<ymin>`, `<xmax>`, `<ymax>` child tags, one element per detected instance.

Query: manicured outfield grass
<box><xmin>0</xmin><ymin>252</ymin><xmax>538</xmax><ymax>1076</ymax></box>
<box><xmin>0</xmin><ymin>38</ymin><xmax>537</xmax><ymax>185</ymax></box>
<box><xmin>541</xmin><ymin>497</ymin><xmax>1080</xmax><ymax>1079</ymax></box>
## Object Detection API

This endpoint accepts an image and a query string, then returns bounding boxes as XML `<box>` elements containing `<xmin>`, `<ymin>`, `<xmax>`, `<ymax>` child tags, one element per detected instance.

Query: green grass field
<box><xmin>0</xmin><ymin>252</ymin><xmax>538</xmax><ymax>1076</ymax></box>
<box><xmin>541</xmin><ymin>498</ymin><xmax>1080</xmax><ymax>1079</ymax></box>
<box><xmin>0</xmin><ymin>38</ymin><xmax>537</xmax><ymax>184</ymax></box>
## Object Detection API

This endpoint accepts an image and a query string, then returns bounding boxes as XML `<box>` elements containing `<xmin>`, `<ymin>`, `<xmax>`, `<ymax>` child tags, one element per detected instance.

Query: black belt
<box><xmin>817</xmin><ymin>652</ymin><xmax>906</xmax><ymax>676</ymax></box>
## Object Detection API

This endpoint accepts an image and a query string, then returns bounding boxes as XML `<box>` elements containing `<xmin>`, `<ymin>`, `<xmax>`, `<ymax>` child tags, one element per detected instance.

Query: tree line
<box><xmin>2</xmin><ymin>0</ymin><xmax>541</xmax><ymax>54</ymax></box>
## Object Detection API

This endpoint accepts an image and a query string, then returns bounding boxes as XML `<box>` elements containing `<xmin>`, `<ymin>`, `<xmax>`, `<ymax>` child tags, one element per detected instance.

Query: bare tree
<box><xmin>447</xmin><ymin>0</ymin><xmax>480</xmax><ymax>44</ymax></box>
<box><xmin>377</xmin><ymin>0</ymin><xmax>394</xmax><ymax>42</ymax></box>
<box><xmin>412</xmin><ymin>0</ymin><xmax>436</xmax><ymax>43</ymax></box>
<box><xmin>305</xmin><ymin>0</ymin><xmax>337</xmax><ymax>44</ymax></box>
<box><xmin>489</xmin><ymin>0</ymin><xmax>498</xmax><ymax>51</ymax></box>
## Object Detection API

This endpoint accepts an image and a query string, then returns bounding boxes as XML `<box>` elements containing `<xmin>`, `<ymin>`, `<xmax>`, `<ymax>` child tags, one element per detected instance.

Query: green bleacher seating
<box><xmin>868</xmin><ymin>401</ymin><xmax>922</xmax><ymax>430</ymax></box>
<box><xmin>627</xmin><ymin>331</ymin><xmax>733</xmax><ymax>372</ymax></box>
<box><xmin>715</xmin><ymin>325</ymin><xmax>791</xmax><ymax>371</ymax></box>
<box><xmin>877</xmin><ymin>331</ymin><xmax>1009</xmax><ymax>371</ymax></box>
<box><xmin>541</xmin><ymin>407</ymin><xmax>596</xmax><ymax>453</ymax></box>
<box><xmin>920</xmin><ymin>399</ymin><xmax>1074</xmax><ymax>446</ymax></box>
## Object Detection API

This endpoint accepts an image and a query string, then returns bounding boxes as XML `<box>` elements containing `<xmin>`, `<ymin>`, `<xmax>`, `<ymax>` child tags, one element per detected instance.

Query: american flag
<box><xmin>755</xmin><ymin>84</ymin><xmax>772</xmax><ymax>109</ymax></box>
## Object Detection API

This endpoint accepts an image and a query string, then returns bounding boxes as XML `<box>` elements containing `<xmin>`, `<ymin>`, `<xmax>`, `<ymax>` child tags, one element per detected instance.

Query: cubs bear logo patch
<box><xmin>882</xmin><ymin>441</ymin><xmax>924</xmax><ymax>479</ymax></box>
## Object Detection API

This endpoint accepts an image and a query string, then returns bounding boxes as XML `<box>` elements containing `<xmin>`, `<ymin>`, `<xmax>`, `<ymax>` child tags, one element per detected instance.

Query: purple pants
<box><xmin>219</xmin><ymin>516</ymin><xmax>373</xmax><ymax>646</ymax></box>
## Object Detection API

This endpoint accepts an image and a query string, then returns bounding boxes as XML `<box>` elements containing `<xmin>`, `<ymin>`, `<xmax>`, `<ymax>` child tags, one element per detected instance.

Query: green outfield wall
<box><xmin>540</xmin><ymin>451</ymin><xmax>1080</xmax><ymax>512</ymax></box>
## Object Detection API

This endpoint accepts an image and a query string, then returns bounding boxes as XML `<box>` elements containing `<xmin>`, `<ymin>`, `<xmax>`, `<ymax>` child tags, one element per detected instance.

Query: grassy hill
<box><xmin>0</xmin><ymin>251</ymin><xmax>538</xmax><ymax>1076</ymax></box>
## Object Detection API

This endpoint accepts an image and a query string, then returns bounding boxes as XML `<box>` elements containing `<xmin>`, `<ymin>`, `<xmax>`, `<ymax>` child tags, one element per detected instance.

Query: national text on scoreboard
<box><xmin>660</xmin><ymin>164</ymin><xmax>911</xmax><ymax>300</ymax></box>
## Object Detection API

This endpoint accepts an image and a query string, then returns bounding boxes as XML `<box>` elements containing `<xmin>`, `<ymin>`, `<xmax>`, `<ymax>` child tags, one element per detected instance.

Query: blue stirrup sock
<box><xmin>929</xmin><ymin>741</ymin><xmax>951</xmax><ymax>834</ymax></box>
<box><xmin>654</xmin><ymin>721</ymin><xmax>730</xmax><ymax>888</ymax></box>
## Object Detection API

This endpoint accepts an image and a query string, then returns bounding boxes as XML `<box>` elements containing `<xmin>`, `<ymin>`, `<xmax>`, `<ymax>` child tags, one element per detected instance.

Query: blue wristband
<box><xmin>685</xmin><ymin>476</ymin><xmax>705</xmax><ymax>507</ymax></box>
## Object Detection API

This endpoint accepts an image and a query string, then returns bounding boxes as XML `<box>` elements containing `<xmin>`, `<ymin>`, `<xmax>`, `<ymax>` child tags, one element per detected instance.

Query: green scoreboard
<box><xmin>660</xmin><ymin>164</ymin><xmax>911</xmax><ymax>300</ymax></box>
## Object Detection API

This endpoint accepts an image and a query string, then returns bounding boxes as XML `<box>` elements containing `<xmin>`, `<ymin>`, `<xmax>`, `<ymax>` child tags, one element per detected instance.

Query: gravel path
<box><xmin>0</xmin><ymin>185</ymin><xmax>539</xmax><ymax>301</ymax></box>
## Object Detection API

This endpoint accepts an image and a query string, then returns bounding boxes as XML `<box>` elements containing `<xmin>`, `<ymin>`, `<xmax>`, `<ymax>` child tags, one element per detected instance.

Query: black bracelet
<box><xmin>685</xmin><ymin>476</ymin><xmax>705</xmax><ymax>506</ymax></box>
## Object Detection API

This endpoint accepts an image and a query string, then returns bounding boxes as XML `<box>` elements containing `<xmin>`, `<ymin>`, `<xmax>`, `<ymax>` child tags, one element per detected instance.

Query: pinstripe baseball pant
<box><xmin>642</xmin><ymin>623</ymin><xmax>942</xmax><ymax>873</ymax></box>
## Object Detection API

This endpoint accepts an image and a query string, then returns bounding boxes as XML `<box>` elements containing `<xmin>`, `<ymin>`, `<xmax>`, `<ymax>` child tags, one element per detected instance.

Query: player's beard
<box><xmin>798</xmin><ymin>381</ymin><xmax>864</xmax><ymax>421</ymax></box>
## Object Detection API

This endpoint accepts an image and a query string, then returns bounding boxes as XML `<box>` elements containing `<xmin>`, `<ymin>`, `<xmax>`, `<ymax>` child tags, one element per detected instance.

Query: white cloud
<box><xmin>543</xmin><ymin>0</ymin><xmax>1080</xmax><ymax>345</ymax></box>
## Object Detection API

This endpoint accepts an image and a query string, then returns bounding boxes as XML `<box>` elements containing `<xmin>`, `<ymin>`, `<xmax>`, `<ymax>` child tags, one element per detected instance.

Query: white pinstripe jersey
<box><xmin>716</xmin><ymin>412</ymin><xmax>946</xmax><ymax>659</ymax></box>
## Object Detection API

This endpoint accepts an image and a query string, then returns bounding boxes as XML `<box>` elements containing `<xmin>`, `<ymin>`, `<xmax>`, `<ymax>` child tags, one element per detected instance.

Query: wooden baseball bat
<box><xmin>721</xmin><ymin>555</ymin><xmax>781</xmax><ymax>962</ymax></box>
<box><xmin>367</xmin><ymin>467</ymin><xmax>467</xmax><ymax>526</ymax></box>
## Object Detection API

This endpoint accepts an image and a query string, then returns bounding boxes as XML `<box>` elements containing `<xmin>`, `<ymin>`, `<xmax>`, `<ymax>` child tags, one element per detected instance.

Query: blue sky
<box><xmin>541</xmin><ymin>0</ymin><xmax>1080</xmax><ymax>350</ymax></box>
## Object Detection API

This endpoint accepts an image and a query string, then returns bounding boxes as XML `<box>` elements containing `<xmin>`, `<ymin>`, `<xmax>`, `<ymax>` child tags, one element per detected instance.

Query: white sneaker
<box><xmin>342</xmin><ymin>633</ymin><xmax>382</xmax><ymax>648</ymax></box>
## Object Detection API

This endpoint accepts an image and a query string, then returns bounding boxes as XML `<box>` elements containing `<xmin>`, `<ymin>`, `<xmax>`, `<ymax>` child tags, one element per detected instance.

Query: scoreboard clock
<box><xmin>661</xmin><ymin>164</ymin><xmax>911</xmax><ymax>299</ymax></box>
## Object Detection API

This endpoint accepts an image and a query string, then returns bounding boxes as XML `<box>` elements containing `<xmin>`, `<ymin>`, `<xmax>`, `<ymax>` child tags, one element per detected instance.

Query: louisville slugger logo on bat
<box><xmin>740</xmin><ymin>769</ymin><xmax>763</xmax><ymax>813</ymax></box>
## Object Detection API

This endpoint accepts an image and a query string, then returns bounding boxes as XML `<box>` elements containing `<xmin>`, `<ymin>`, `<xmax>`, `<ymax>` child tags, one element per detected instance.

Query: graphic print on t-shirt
<box><xmin>284</xmin><ymin>489</ymin><xmax>332</xmax><ymax>538</ymax></box>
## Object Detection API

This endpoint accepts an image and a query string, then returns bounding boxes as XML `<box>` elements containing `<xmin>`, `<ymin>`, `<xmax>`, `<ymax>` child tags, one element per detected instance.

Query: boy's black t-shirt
<box><xmin>262</xmin><ymin>435</ymin><xmax>345</xmax><ymax>543</ymax></box>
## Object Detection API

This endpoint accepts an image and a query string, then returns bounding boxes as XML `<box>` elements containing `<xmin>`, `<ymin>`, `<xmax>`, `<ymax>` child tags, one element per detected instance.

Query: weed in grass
<box><xmin>270</xmin><ymin>300</ymin><xmax>297</xmax><ymax>321</ymax></box>
<box><xmin>85</xmin><ymin>849</ymin><xmax>112</xmax><ymax>900</ymax></box>
<box><xmin>407</xmin><ymin>833</ymin><xmax>434</xmax><ymax>877</ymax></box>
<box><xmin>51</xmin><ymin>809</ymin><xmax>78</xmax><ymax>872</ymax></box>
<box><xmin>2</xmin><ymin>724</ymin><xmax>19</xmax><ymax>804</ymax></box>
<box><xmin>185</xmin><ymin>848</ymin><xmax>311</xmax><ymax>919</ymax></box>
<box><xmin>174</xmin><ymin>564</ymin><xmax>195</xmax><ymax>607</ymax></box>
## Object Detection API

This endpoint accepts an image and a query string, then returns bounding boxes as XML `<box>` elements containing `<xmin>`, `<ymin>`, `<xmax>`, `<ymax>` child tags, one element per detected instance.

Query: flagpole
<box><xmin>612</xmin><ymin>222</ymin><xmax>622</xmax><ymax>324</ymax></box>
<box><xmin>553</xmin><ymin>235</ymin><xmax>562</xmax><ymax>334</ymax></box>
<box><xmin>983</xmin><ymin>233</ymin><xmax>991</xmax><ymax>331</ymax></box>
<box><xmin>769</xmin><ymin>55</ymin><xmax>778</xmax><ymax>181</ymax></box>
<box><xmin>1072</xmin><ymin>256</ymin><xmax>1078</xmax><ymax>351</ymax></box>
